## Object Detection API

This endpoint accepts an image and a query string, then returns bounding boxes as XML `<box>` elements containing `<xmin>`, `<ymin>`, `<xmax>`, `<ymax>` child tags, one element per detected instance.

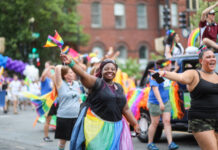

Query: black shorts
<box><xmin>55</xmin><ymin>117</ymin><xmax>77</xmax><ymax>140</ymax></box>
<box><xmin>48</xmin><ymin>104</ymin><xmax>58</xmax><ymax>116</ymax></box>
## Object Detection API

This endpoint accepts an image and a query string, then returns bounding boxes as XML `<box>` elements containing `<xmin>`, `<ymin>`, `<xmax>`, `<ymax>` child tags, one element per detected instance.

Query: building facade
<box><xmin>77</xmin><ymin>0</ymin><xmax>199</xmax><ymax>63</ymax></box>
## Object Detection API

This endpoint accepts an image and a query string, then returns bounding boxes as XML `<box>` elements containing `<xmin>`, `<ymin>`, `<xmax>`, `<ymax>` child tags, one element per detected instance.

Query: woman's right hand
<box><xmin>60</xmin><ymin>54</ymin><xmax>72</xmax><ymax>65</ymax></box>
<box><xmin>159</xmin><ymin>102</ymin><xmax>165</xmax><ymax>111</ymax></box>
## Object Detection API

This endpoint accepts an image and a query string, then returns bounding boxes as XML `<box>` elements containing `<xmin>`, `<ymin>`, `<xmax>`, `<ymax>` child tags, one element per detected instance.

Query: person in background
<box><xmin>40</xmin><ymin>61</ymin><xmax>57</xmax><ymax>142</ymax></box>
<box><xmin>18</xmin><ymin>79</ymin><xmax>28</xmax><ymax>110</ymax></box>
<box><xmin>165</xmin><ymin>30</ymin><xmax>184</xmax><ymax>58</ymax></box>
<box><xmin>54</xmin><ymin>65</ymin><xmax>81</xmax><ymax>150</ymax></box>
<box><xmin>199</xmin><ymin>2</ymin><xmax>218</xmax><ymax>50</ymax></box>
<box><xmin>150</xmin><ymin>46</ymin><xmax>218</xmax><ymax>150</ymax></box>
<box><xmin>9</xmin><ymin>74</ymin><xmax>21</xmax><ymax>114</ymax></box>
<box><xmin>147</xmin><ymin>59</ymin><xmax>179</xmax><ymax>150</ymax></box>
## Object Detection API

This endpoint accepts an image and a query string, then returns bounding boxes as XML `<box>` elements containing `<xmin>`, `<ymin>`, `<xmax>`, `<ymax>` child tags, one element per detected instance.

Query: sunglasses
<box><xmin>209</xmin><ymin>13</ymin><xmax>215</xmax><ymax>16</ymax></box>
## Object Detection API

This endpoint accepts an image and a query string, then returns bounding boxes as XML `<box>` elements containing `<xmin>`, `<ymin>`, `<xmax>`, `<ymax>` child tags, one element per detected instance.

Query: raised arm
<box><xmin>201</xmin><ymin>2</ymin><xmax>218</xmax><ymax>21</ymax></box>
<box><xmin>61</xmin><ymin>54</ymin><xmax>97</xmax><ymax>89</ymax></box>
<box><xmin>150</xmin><ymin>69</ymin><xmax>196</xmax><ymax>85</ymax></box>
<box><xmin>40</xmin><ymin>66</ymin><xmax>55</xmax><ymax>82</ymax></box>
<box><xmin>54</xmin><ymin>65</ymin><xmax>63</xmax><ymax>89</ymax></box>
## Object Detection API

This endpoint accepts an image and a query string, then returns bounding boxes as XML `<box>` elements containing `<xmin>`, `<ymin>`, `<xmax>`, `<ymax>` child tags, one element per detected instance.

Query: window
<box><xmin>91</xmin><ymin>2</ymin><xmax>101</xmax><ymax>28</ymax></box>
<box><xmin>114</xmin><ymin>3</ymin><xmax>125</xmax><ymax>29</ymax></box>
<box><xmin>92</xmin><ymin>46</ymin><xmax>104</xmax><ymax>58</ymax></box>
<box><xmin>117</xmin><ymin>45</ymin><xmax>127</xmax><ymax>59</ymax></box>
<box><xmin>192</xmin><ymin>0</ymin><xmax>197</xmax><ymax>10</ymax></box>
<box><xmin>159</xmin><ymin>4</ymin><xmax>164</xmax><ymax>28</ymax></box>
<box><xmin>186</xmin><ymin>0</ymin><xmax>190</xmax><ymax>9</ymax></box>
<box><xmin>171</xmin><ymin>3</ymin><xmax>178</xmax><ymax>27</ymax></box>
<box><xmin>139</xmin><ymin>45</ymin><xmax>147</xmax><ymax>59</ymax></box>
<box><xmin>137</xmin><ymin>4</ymin><xmax>148</xmax><ymax>29</ymax></box>
<box><xmin>187</xmin><ymin>0</ymin><xmax>198</xmax><ymax>10</ymax></box>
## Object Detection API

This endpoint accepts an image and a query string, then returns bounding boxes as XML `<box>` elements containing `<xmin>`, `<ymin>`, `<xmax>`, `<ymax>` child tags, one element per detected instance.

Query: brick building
<box><xmin>77</xmin><ymin>0</ymin><xmax>199</xmax><ymax>64</ymax></box>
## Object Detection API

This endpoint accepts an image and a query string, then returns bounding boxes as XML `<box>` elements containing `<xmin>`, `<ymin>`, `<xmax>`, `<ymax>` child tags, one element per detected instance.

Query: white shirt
<box><xmin>9</xmin><ymin>80</ymin><xmax>21</xmax><ymax>95</ymax></box>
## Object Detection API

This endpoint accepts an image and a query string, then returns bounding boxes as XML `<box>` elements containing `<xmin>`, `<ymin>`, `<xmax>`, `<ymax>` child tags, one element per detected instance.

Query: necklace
<box><xmin>201</xmin><ymin>69</ymin><xmax>214</xmax><ymax>74</ymax></box>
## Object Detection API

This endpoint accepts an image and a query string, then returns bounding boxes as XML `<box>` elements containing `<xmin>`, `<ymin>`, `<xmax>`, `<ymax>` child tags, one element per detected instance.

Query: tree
<box><xmin>118</xmin><ymin>58</ymin><xmax>142</xmax><ymax>80</ymax></box>
<box><xmin>0</xmin><ymin>0</ymin><xmax>89</xmax><ymax>66</ymax></box>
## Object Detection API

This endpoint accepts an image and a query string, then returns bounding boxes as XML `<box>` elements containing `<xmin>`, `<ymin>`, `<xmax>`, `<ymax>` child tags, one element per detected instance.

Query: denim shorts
<box><xmin>148</xmin><ymin>100</ymin><xmax>171</xmax><ymax>116</ymax></box>
<box><xmin>188</xmin><ymin>119</ymin><xmax>218</xmax><ymax>133</ymax></box>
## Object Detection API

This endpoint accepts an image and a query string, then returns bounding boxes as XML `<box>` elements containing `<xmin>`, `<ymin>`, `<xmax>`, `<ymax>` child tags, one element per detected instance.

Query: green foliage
<box><xmin>0</xmin><ymin>0</ymin><xmax>89</xmax><ymax>67</ymax></box>
<box><xmin>117</xmin><ymin>58</ymin><xmax>142</xmax><ymax>80</ymax></box>
<box><xmin>150</xmin><ymin>52</ymin><xmax>164</xmax><ymax>60</ymax></box>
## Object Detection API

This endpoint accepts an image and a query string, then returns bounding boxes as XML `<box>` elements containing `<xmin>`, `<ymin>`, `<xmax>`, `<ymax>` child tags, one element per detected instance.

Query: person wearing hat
<box><xmin>200</xmin><ymin>2</ymin><xmax>218</xmax><ymax>50</ymax></box>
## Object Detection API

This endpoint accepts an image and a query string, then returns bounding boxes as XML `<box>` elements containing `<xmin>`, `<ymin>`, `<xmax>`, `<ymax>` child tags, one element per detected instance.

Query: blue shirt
<box><xmin>148</xmin><ymin>77</ymin><xmax>171</xmax><ymax>104</ymax></box>
<box><xmin>41</xmin><ymin>78</ymin><xmax>52</xmax><ymax>95</ymax></box>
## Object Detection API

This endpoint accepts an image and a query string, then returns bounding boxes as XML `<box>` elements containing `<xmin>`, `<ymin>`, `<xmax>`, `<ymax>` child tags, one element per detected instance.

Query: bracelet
<box><xmin>163</xmin><ymin>71</ymin><xmax>167</xmax><ymax>77</ymax></box>
<box><xmin>68</xmin><ymin>60</ymin><xmax>75</xmax><ymax>68</ymax></box>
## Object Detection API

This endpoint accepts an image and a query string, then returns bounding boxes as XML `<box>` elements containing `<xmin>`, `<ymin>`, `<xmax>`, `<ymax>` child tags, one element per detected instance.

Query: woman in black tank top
<box><xmin>149</xmin><ymin>46</ymin><xmax>218</xmax><ymax>150</ymax></box>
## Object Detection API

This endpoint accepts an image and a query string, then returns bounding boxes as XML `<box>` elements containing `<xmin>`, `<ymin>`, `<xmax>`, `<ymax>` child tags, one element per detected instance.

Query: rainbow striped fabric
<box><xmin>23</xmin><ymin>88</ymin><xmax>57</xmax><ymax>116</ymax></box>
<box><xmin>70</xmin><ymin>107</ymin><xmax>133</xmax><ymax>150</ymax></box>
<box><xmin>61</xmin><ymin>45</ymin><xmax>70</xmax><ymax>54</ymax></box>
<box><xmin>127</xmin><ymin>81</ymin><xmax>184</xmax><ymax>120</ymax></box>
<box><xmin>43</xmin><ymin>31</ymin><xmax>64</xmax><ymax>48</ymax></box>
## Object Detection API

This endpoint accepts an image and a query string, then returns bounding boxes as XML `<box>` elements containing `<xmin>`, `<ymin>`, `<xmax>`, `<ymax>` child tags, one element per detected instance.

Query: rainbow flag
<box><xmin>23</xmin><ymin>88</ymin><xmax>57</xmax><ymax>116</ymax></box>
<box><xmin>43</xmin><ymin>36</ymin><xmax>57</xmax><ymax>47</ymax></box>
<box><xmin>61</xmin><ymin>45</ymin><xmax>70</xmax><ymax>54</ymax></box>
<box><xmin>43</xmin><ymin>31</ymin><xmax>64</xmax><ymax>48</ymax></box>
<box><xmin>53</xmin><ymin>30</ymin><xmax>64</xmax><ymax>48</ymax></box>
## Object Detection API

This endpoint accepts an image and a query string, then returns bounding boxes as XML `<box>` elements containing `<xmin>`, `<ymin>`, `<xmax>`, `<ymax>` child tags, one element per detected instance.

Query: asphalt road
<box><xmin>0</xmin><ymin>106</ymin><xmax>200</xmax><ymax>150</ymax></box>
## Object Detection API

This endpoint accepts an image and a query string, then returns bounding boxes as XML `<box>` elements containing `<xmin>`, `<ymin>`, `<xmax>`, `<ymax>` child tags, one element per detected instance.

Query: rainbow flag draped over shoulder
<box><xmin>43</xmin><ymin>30</ymin><xmax>64</xmax><ymax>48</ymax></box>
<box><xmin>23</xmin><ymin>88</ymin><xmax>57</xmax><ymax>116</ymax></box>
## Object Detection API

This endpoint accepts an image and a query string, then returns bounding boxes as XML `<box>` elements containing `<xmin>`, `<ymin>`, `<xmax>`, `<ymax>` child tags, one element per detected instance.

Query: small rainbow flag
<box><xmin>62</xmin><ymin>45</ymin><xmax>70</xmax><ymax>54</ymax></box>
<box><xmin>43</xmin><ymin>30</ymin><xmax>64</xmax><ymax>48</ymax></box>
<box><xmin>43</xmin><ymin>37</ymin><xmax>57</xmax><ymax>47</ymax></box>
<box><xmin>23</xmin><ymin>88</ymin><xmax>57</xmax><ymax>116</ymax></box>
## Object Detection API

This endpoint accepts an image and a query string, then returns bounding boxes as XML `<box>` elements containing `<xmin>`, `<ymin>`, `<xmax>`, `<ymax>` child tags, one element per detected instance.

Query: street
<box><xmin>0</xmin><ymin>106</ymin><xmax>200</xmax><ymax>150</ymax></box>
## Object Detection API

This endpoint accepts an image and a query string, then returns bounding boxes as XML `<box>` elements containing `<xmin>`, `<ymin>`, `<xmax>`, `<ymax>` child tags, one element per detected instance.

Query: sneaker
<box><xmin>147</xmin><ymin>143</ymin><xmax>159</xmax><ymax>150</ymax></box>
<box><xmin>131</xmin><ymin>131</ymin><xmax>136</xmax><ymax>137</ymax></box>
<box><xmin>43</xmin><ymin>137</ymin><xmax>53</xmax><ymax>142</ymax></box>
<box><xmin>168</xmin><ymin>142</ymin><xmax>179</xmax><ymax>150</ymax></box>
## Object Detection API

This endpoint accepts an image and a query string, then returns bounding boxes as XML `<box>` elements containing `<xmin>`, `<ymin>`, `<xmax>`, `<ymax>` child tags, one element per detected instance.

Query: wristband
<box><xmin>163</xmin><ymin>71</ymin><xmax>167</xmax><ymax>77</ymax></box>
<box><xmin>68</xmin><ymin>60</ymin><xmax>75</xmax><ymax>68</ymax></box>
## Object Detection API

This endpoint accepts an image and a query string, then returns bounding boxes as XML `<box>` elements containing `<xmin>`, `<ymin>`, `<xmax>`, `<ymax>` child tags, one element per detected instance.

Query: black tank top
<box><xmin>189</xmin><ymin>70</ymin><xmax>218</xmax><ymax>119</ymax></box>
<box><xmin>88</xmin><ymin>78</ymin><xmax>126</xmax><ymax>122</ymax></box>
